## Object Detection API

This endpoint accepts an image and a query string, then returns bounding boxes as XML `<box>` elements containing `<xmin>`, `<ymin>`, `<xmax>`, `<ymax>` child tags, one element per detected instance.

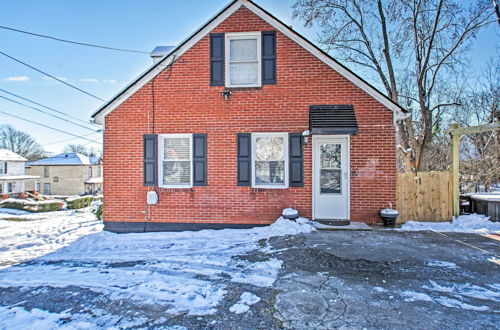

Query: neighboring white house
<box><xmin>25</xmin><ymin>153</ymin><xmax>103</xmax><ymax>196</ymax></box>
<box><xmin>0</xmin><ymin>149</ymin><xmax>40</xmax><ymax>198</ymax></box>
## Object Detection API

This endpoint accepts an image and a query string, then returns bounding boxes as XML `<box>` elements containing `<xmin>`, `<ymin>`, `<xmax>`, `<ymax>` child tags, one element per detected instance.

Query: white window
<box><xmin>7</xmin><ymin>182</ymin><xmax>15</xmax><ymax>193</ymax></box>
<box><xmin>225</xmin><ymin>32</ymin><xmax>261</xmax><ymax>88</ymax></box>
<box><xmin>158</xmin><ymin>134</ymin><xmax>193</xmax><ymax>188</ymax></box>
<box><xmin>252</xmin><ymin>133</ymin><xmax>288</xmax><ymax>188</ymax></box>
<box><xmin>0</xmin><ymin>162</ymin><xmax>6</xmax><ymax>175</ymax></box>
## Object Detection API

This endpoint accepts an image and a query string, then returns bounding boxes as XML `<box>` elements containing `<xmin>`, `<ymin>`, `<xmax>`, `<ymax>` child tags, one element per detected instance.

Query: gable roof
<box><xmin>28</xmin><ymin>153</ymin><xmax>100</xmax><ymax>166</ymax></box>
<box><xmin>91</xmin><ymin>0</ymin><xmax>406</xmax><ymax>124</ymax></box>
<box><xmin>0</xmin><ymin>149</ymin><xmax>27</xmax><ymax>162</ymax></box>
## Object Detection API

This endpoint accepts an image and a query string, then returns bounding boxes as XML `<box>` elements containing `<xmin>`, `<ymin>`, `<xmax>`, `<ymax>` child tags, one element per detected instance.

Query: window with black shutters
<box><xmin>159</xmin><ymin>134</ymin><xmax>193</xmax><ymax>188</ymax></box>
<box><xmin>251</xmin><ymin>133</ymin><xmax>288</xmax><ymax>188</ymax></box>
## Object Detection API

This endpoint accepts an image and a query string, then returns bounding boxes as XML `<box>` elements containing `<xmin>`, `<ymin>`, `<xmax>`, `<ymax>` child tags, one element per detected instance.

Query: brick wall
<box><xmin>103</xmin><ymin>7</ymin><xmax>396</xmax><ymax>225</ymax></box>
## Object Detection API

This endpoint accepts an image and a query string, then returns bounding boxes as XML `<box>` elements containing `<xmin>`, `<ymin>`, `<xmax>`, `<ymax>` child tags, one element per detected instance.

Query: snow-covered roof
<box><xmin>84</xmin><ymin>177</ymin><xmax>103</xmax><ymax>184</ymax></box>
<box><xmin>0</xmin><ymin>175</ymin><xmax>40</xmax><ymax>181</ymax></box>
<box><xmin>28</xmin><ymin>153</ymin><xmax>101</xmax><ymax>166</ymax></box>
<box><xmin>0</xmin><ymin>149</ymin><xmax>27</xmax><ymax>162</ymax></box>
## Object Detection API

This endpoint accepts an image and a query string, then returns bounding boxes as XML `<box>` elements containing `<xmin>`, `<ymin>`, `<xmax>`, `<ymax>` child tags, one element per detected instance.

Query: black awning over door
<box><xmin>309</xmin><ymin>105</ymin><xmax>358</xmax><ymax>135</ymax></box>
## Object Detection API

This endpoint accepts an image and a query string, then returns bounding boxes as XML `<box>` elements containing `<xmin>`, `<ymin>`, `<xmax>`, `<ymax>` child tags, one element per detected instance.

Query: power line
<box><xmin>0</xmin><ymin>110</ymin><xmax>102</xmax><ymax>144</ymax></box>
<box><xmin>43</xmin><ymin>131</ymin><xmax>101</xmax><ymax>146</ymax></box>
<box><xmin>0</xmin><ymin>50</ymin><xmax>105</xmax><ymax>101</ymax></box>
<box><xmin>0</xmin><ymin>94</ymin><xmax>100</xmax><ymax>133</ymax></box>
<box><xmin>83</xmin><ymin>135</ymin><xmax>103</xmax><ymax>146</ymax></box>
<box><xmin>0</xmin><ymin>88</ymin><xmax>99</xmax><ymax>128</ymax></box>
<box><xmin>0</xmin><ymin>25</ymin><xmax>149</xmax><ymax>54</ymax></box>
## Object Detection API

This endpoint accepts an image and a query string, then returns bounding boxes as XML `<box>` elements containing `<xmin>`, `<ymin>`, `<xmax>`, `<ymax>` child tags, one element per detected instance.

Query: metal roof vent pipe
<box><xmin>150</xmin><ymin>46</ymin><xmax>175</xmax><ymax>64</ymax></box>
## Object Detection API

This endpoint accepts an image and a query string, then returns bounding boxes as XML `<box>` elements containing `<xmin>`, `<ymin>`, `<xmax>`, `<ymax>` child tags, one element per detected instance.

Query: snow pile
<box><xmin>400</xmin><ymin>214</ymin><xmax>500</xmax><ymax>234</ymax></box>
<box><xmin>0</xmin><ymin>209</ymin><xmax>102</xmax><ymax>269</ymax></box>
<box><xmin>229</xmin><ymin>292</ymin><xmax>261</xmax><ymax>314</ymax></box>
<box><xmin>0</xmin><ymin>214</ymin><xmax>313</xmax><ymax>318</ymax></box>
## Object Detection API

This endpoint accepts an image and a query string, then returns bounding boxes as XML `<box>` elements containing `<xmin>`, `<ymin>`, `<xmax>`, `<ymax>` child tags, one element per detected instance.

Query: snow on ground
<box><xmin>400</xmin><ymin>214</ymin><xmax>500</xmax><ymax>234</ymax></box>
<box><xmin>0</xmin><ymin>305</ymin><xmax>151</xmax><ymax>330</ymax></box>
<box><xmin>0</xmin><ymin>208</ymin><xmax>102</xmax><ymax>269</ymax></box>
<box><xmin>399</xmin><ymin>280</ymin><xmax>500</xmax><ymax>311</ymax></box>
<box><xmin>0</xmin><ymin>211</ymin><xmax>314</xmax><ymax>326</ymax></box>
<box><xmin>229</xmin><ymin>292</ymin><xmax>261</xmax><ymax>314</ymax></box>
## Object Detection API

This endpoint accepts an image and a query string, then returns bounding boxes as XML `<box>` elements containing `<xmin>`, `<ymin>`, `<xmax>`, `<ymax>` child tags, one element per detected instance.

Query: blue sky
<box><xmin>0</xmin><ymin>0</ymin><xmax>498</xmax><ymax>154</ymax></box>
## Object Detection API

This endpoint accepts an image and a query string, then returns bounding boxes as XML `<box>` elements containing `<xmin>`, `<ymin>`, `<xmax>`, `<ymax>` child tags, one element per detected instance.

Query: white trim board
<box><xmin>92</xmin><ymin>0</ymin><xmax>405</xmax><ymax>125</ymax></box>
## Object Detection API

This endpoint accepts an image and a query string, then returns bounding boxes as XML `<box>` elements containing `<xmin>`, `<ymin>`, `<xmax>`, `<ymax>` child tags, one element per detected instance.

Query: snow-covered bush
<box><xmin>0</xmin><ymin>198</ymin><xmax>65</xmax><ymax>212</ymax></box>
<box><xmin>66</xmin><ymin>196</ymin><xmax>94</xmax><ymax>210</ymax></box>
<box><xmin>90</xmin><ymin>200</ymin><xmax>103</xmax><ymax>220</ymax></box>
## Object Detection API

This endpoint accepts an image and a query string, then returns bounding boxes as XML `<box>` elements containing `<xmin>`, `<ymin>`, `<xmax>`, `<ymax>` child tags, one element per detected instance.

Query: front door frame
<box><xmin>312</xmin><ymin>135</ymin><xmax>351</xmax><ymax>220</ymax></box>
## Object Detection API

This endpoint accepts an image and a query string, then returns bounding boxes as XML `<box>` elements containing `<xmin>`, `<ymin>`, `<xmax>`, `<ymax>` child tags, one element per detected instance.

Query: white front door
<box><xmin>313</xmin><ymin>136</ymin><xmax>349</xmax><ymax>220</ymax></box>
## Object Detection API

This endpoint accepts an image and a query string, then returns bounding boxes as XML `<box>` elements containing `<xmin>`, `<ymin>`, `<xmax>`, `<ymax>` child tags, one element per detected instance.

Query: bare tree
<box><xmin>0</xmin><ymin>125</ymin><xmax>46</xmax><ymax>160</ymax></box>
<box><xmin>293</xmin><ymin>0</ymin><xmax>494</xmax><ymax>171</ymax></box>
<box><xmin>451</xmin><ymin>59</ymin><xmax>499</xmax><ymax>190</ymax></box>
<box><xmin>62</xmin><ymin>144</ymin><xmax>101</xmax><ymax>158</ymax></box>
<box><xmin>63</xmin><ymin>144</ymin><xmax>89</xmax><ymax>156</ymax></box>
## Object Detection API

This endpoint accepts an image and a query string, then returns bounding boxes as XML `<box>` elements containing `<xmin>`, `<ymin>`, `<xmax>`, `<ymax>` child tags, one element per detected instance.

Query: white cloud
<box><xmin>80</xmin><ymin>78</ymin><xmax>99</xmax><ymax>83</ymax></box>
<box><xmin>102</xmin><ymin>79</ymin><xmax>117</xmax><ymax>84</ymax></box>
<box><xmin>3</xmin><ymin>76</ymin><xmax>30</xmax><ymax>82</ymax></box>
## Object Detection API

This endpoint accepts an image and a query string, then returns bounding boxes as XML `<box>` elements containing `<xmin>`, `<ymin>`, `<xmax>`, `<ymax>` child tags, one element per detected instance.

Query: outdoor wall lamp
<box><xmin>302</xmin><ymin>130</ymin><xmax>311</xmax><ymax>145</ymax></box>
<box><xmin>221</xmin><ymin>90</ymin><xmax>232</xmax><ymax>100</ymax></box>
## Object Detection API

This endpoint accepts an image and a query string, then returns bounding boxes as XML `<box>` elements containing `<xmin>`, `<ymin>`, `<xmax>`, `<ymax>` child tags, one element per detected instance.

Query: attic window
<box><xmin>225</xmin><ymin>32</ymin><xmax>261</xmax><ymax>88</ymax></box>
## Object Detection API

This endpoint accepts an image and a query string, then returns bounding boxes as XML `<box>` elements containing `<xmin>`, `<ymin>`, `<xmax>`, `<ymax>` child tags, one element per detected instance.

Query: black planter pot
<box><xmin>380</xmin><ymin>209</ymin><xmax>399</xmax><ymax>228</ymax></box>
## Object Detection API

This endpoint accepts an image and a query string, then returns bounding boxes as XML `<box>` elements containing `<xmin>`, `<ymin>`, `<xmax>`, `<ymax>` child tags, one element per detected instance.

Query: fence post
<box><xmin>449</xmin><ymin>123</ymin><xmax>460</xmax><ymax>218</ymax></box>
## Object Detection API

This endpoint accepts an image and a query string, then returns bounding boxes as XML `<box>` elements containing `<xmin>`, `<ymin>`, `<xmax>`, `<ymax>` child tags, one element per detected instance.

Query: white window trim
<box><xmin>0</xmin><ymin>162</ymin><xmax>6</xmax><ymax>175</ymax></box>
<box><xmin>158</xmin><ymin>133</ymin><xmax>193</xmax><ymax>189</ymax></box>
<box><xmin>225</xmin><ymin>32</ymin><xmax>262</xmax><ymax>88</ymax></box>
<box><xmin>251</xmin><ymin>132</ymin><xmax>289</xmax><ymax>189</ymax></box>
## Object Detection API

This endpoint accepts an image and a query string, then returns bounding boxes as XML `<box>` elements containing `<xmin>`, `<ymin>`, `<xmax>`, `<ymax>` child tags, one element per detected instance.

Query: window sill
<box><xmin>158</xmin><ymin>185</ymin><xmax>193</xmax><ymax>189</ymax></box>
<box><xmin>252</xmin><ymin>185</ymin><xmax>289</xmax><ymax>190</ymax></box>
<box><xmin>225</xmin><ymin>85</ymin><xmax>262</xmax><ymax>90</ymax></box>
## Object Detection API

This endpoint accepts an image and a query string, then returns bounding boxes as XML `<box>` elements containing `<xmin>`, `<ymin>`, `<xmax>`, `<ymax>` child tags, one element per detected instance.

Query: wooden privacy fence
<box><xmin>397</xmin><ymin>171</ymin><xmax>452</xmax><ymax>223</ymax></box>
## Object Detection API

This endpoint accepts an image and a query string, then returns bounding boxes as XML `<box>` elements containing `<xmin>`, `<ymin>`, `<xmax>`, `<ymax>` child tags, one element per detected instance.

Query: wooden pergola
<box><xmin>447</xmin><ymin>121</ymin><xmax>500</xmax><ymax>217</ymax></box>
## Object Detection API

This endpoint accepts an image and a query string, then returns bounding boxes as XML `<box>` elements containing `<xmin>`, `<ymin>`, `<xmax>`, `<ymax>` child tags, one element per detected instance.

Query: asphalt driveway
<box><xmin>271</xmin><ymin>230</ymin><xmax>500</xmax><ymax>329</ymax></box>
<box><xmin>0</xmin><ymin>223</ymin><xmax>499</xmax><ymax>329</ymax></box>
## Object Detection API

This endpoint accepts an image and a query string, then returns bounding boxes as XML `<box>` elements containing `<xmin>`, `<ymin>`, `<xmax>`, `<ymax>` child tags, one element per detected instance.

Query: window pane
<box><xmin>163</xmin><ymin>161</ymin><xmax>190</xmax><ymax>185</ymax></box>
<box><xmin>256</xmin><ymin>137</ymin><xmax>284</xmax><ymax>161</ymax></box>
<box><xmin>229</xmin><ymin>62</ymin><xmax>258</xmax><ymax>85</ymax></box>
<box><xmin>321</xmin><ymin>169</ymin><xmax>341</xmax><ymax>194</ymax></box>
<box><xmin>230</xmin><ymin>39</ymin><xmax>257</xmax><ymax>61</ymax></box>
<box><xmin>320</xmin><ymin>144</ymin><xmax>341</xmax><ymax>169</ymax></box>
<box><xmin>255</xmin><ymin>161</ymin><xmax>284</xmax><ymax>184</ymax></box>
<box><xmin>164</xmin><ymin>138</ymin><xmax>190</xmax><ymax>160</ymax></box>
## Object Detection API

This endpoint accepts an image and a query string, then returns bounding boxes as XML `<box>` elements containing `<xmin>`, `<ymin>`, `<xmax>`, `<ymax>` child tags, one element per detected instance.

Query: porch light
<box><xmin>220</xmin><ymin>90</ymin><xmax>232</xmax><ymax>100</ymax></box>
<box><xmin>302</xmin><ymin>130</ymin><xmax>310</xmax><ymax>145</ymax></box>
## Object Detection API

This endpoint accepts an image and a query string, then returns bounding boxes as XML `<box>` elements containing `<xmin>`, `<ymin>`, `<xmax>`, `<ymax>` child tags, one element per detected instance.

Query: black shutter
<box><xmin>289</xmin><ymin>133</ymin><xmax>304</xmax><ymax>187</ymax></box>
<box><xmin>210</xmin><ymin>33</ymin><xmax>224</xmax><ymax>86</ymax></box>
<box><xmin>262</xmin><ymin>31</ymin><xmax>276</xmax><ymax>85</ymax></box>
<box><xmin>143</xmin><ymin>134</ymin><xmax>158</xmax><ymax>186</ymax></box>
<box><xmin>237</xmin><ymin>133</ymin><xmax>252</xmax><ymax>186</ymax></box>
<box><xmin>193</xmin><ymin>134</ymin><xmax>207</xmax><ymax>186</ymax></box>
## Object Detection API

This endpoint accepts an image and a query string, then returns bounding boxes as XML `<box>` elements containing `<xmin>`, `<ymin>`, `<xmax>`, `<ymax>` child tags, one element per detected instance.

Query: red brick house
<box><xmin>92</xmin><ymin>0</ymin><xmax>406</xmax><ymax>232</ymax></box>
